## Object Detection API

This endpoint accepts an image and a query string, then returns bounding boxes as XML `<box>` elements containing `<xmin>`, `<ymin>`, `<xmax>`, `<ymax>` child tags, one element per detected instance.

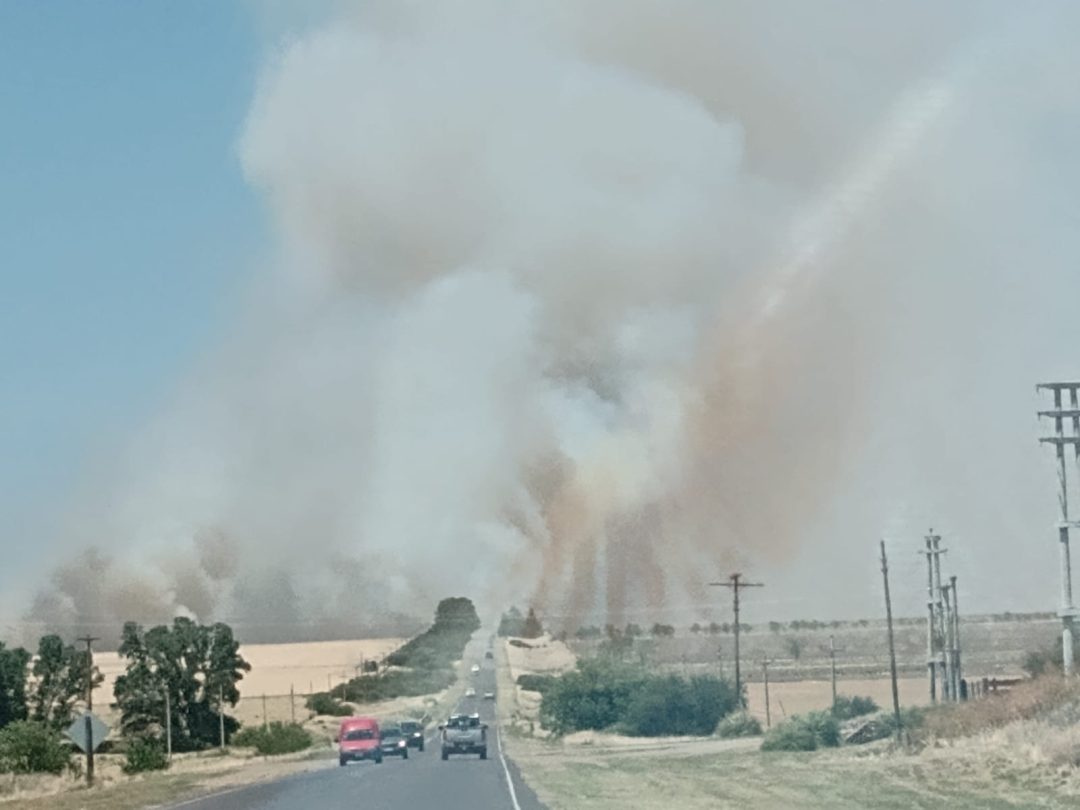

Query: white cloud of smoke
<box><xmin>18</xmin><ymin>0</ymin><xmax>1080</xmax><ymax>641</ymax></box>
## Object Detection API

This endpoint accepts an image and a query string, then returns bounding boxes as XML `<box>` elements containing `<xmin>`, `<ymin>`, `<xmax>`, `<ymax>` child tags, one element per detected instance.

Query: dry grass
<box><xmin>0</xmin><ymin>746</ymin><xmax>333</xmax><ymax>809</ymax></box>
<box><xmin>919</xmin><ymin>676</ymin><xmax>1080</xmax><ymax>740</ymax></box>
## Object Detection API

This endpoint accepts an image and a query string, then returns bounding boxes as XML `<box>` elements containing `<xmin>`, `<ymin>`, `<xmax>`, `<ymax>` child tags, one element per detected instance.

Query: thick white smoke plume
<box><xmin>19</xmin><ymin>0</ymin><xmax>1080</xmax><ymax>640</ymax></box>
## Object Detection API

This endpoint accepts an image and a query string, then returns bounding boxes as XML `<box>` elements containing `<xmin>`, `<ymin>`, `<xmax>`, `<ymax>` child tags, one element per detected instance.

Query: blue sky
<box><xmin>0</xmin><ymin>3</ymin><xmax>265</xmax><ymax>559</ymax></box>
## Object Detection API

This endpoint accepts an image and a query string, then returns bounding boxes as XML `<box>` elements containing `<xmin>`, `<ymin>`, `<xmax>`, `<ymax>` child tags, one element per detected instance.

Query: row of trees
<box><xmin>0</xmin><ymin>618</ymin><xmax>251</xmax><ymax>774</ymax></box>
<box><xmin>309</xmin><ymin>597</ymin><xmax>482</xmax><ymax>713</ymax></box>
<box><xmin>0</xmin><ymin>637</ymin><xmax>101</xmax><ymax>733</ymax></box>
<box><xmin>571</xmin><ymin>622</ymin><xmax>750</xmax><ymax>640</ymax></box>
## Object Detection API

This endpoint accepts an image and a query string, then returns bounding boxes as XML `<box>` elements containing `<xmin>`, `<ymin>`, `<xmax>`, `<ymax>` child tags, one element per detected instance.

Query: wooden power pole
<box><xmin>880</xmin><ymin>541</ymin><xmax>902</xmax><ymax>737</ymax></box>
<box><xmin>826</xmin><ymin>635</ymin><xmax>846</xmax><ymax>709</ymax></box>
<box><xmin>709</xmin><ymin>573</ymin><xmax>763</xmax><ymax>706</ymax></box>
<box><xmin>76</xmin><ymin>635</ymin><xmax>98</xmax><ymax>785</ymax></box>
<box><xmin>762</xmin><ymin>658</ymin><xmax>771</xmax><ymax>728</ymax></box>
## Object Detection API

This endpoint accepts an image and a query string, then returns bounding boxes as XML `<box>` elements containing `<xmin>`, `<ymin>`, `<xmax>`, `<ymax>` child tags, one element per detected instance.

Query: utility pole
<box><xmin>950</xmin><ymin>575</ymin><xmax>963</xmax><ymax>699</ymax></box>
<box><xmin>77</xmin><ymin>636</ymin><xmax>98</xmax><ymax>785</ymax></box>
<box><xmin>825</xmin><ymin>635</ymin><xmax>846</xmax><ymax>709</ymax></box>
<box><xmin>762</xmin><ymin>658</ymin><xmax>771</xmax><ymax>729</ymax></box>
<box><xmin>880</xmin><ymin>541</ymin><xmax>902</xmax><ymax>737</ymax></box>
<box><xmin>218</xmin><ymin>687</ymin><xmax>225</xmax><ymax>749</ymax></box>
<box><xmin>290</xmin><ymin>684</ymin><xmax>296</xmax><ymax>724</ymax></box>
<box><xmin>929</xmin><ymin>532</ymin><xmax>951</xmax><ymax>698</ymax></box>
<box><xmin>941</xmin><ymin>580</ymin><xmax>955</xmax><ymax>701</ymax></box>
<box><xmin>921</xmin><ymin>537</ymin><xmax>938</xmax><ymax>703</ymax></box>
<box><xmin>1037</xmin><ymin>382</ymin><xmax>1080</xmax><ymax>676</ymax></box>
<box><xmin>262</xmin><ymin>694</ymin><xmax>268</xmax><ymax>730</ymax></box>
<box><xmin>709</xmin><ymin>573</ymin><xmax>764</xmax><ymax>706</ymax></box>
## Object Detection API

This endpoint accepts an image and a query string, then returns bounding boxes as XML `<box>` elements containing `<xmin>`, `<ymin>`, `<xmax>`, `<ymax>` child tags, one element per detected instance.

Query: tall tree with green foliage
<box><xmin>113</xmin><ymin>618</ymin><xmax>250</xmax><ymax>750</ymax></box>
<box><xmin>29</xmin><ymin>635</ymin><xmax>103</xmax><ymax>730</ymax></box>
<box><xmin>497</xmin><ymin>607</ymin><xmax>526</xmax><ymax>637</ymax></box>
<box><xmin>0</xmin><ymin>643</ymin><xmax>31</xmax><ymax>730</ymax></box>
<box><xmin>521</xmin><ymin>608</ymin><xmax>544</xmax><ymax>639</ymax></box>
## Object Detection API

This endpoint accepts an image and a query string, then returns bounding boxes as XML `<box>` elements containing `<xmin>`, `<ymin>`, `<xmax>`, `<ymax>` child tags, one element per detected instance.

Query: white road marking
<box><xmin>495</xmin><ymin>717</ymin><xmax>523</xmax><ymax>810</ymax></box>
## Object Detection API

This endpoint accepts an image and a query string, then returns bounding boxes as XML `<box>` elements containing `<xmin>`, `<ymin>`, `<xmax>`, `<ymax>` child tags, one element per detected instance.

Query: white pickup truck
<box><xmin>439</xmin><ymin>713</ymin><xmax>487</xmax><ymax>760</ymax></box>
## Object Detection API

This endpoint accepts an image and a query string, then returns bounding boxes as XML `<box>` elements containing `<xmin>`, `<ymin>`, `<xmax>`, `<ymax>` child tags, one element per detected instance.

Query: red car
<box><xmin>337</xmin><ymin>717</ymin><xmax>382</xmax><ymax>766</ymax></box>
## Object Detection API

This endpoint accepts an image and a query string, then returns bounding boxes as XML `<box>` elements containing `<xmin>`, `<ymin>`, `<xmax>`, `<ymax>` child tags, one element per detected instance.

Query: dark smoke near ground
<box><xmin>15</xmin><ymin>0</ymin><xmax>1080</xmax><ymax>642</ymax></box>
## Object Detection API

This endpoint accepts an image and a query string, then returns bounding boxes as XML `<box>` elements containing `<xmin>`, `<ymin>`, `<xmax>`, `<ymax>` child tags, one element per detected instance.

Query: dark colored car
<box><xmin>485</xmin><ymin>650</ymin><xmax>494</xmax><ymax>659</ymax></box>
<box><xmin>378</xmin><ymin>724</ymin><xmax>410</xmax><ymax>759</ymax></box>
<box><xmin>400</xmin><ymin>720</ymin><xmax>425</xmax><ymax>751</ymax></box>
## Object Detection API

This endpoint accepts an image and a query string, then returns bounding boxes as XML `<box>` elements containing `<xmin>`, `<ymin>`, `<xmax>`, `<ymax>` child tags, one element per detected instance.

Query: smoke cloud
<box><xmin>17</xmin><ymin>0</ymin><xmax>1080</xmax><ymax>641</ymax></box>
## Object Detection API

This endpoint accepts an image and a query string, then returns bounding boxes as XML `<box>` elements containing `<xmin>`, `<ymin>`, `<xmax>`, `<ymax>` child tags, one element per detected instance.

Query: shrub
<box><xmin>0</xmin><ymin>721</ymin><xmax>70</xmax><ymax>774</ymax></box>
<box><xmin>716</xmin><ymin>711</ymin><xmax>762</xmax><ymax>738</ymax></box>
<box><xmin>760</xmin><ymin>711</ymin><xmax>840</xmax><ymax>752</ymax></box>
<box><xmin>232</xmin><ymin>722</ymin><xmax>312</xmax><ymax>756</ymax></box>
<box><xmin>538</xmin><ymin>660</ymin><xmax>739</xmax><ymax>737</ymax></box>
<box><xmin>516</xmin><ymin>674</ymin><xmax>557</xmax><ymax>693</ymax></box>
<box><xmin>306</xmin><ymin>693</ymin><xmax>350</xmax><ymax>717</ymax></box>
<box><xmin>831</xmin><ymin>695</ymin><xmax>879</xmax><ymax>720</ymax></box>
<box><xmin>799</xmin><ymin>711</ymin><xmax>841</xmax><ymax>747</ymax></box>
<box><xmin>760</xmin><ymin>720</ymin><xmax>820</xmax><ymax>752</ymax></box>
<box><xmin>122</xmin><ymin>737</ymin><xmax>169</xmax><ymax>774</ymax></box>
<box><xmin>1022</xmin><ymin>645</ymin><xmax>1063</xmax><ymax>677</ymax></box>
<box><xmin>539</xmin><ymin>658</ymin><xmax>644</xmax><ymax>734</ymax></box>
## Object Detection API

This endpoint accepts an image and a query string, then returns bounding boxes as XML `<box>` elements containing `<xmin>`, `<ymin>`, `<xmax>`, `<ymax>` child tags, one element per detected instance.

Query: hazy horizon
<box><xmin>4</xmin><ymin>0</ymin><xmax>1080</xmax><ymax>644</ymax></box>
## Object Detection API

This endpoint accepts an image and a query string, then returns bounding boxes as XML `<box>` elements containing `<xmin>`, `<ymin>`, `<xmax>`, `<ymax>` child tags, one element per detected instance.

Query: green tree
<box><xmin>29</xmin><ymin>635</ymin><xmax>103</xmax><ymax>730</ymax></box>
<box><xmin>0</xmin><ymin>643</ymin><xmax>31</xmax><ymax>730</ymax></box>
<box><xmin>497</xmin><ymin>607</ymin><xmax>526</xmax><ymax>637</ymax></box>
<box><xmin>521</xmin><ymin>608</ymin><xmax>544</xmax><ymax>639</ymax></box>
<box><xmin>113</xmin><ymin>618</ymin><xmax>250</xmax><ymax>751</ymax></box>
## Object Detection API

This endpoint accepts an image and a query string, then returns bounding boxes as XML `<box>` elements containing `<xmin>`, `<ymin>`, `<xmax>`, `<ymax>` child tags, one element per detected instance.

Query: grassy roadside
<box><xmin>512</xmin><ymin>743</ymin><xmax>1075</xmax><ymax>810</ymax></box>
<box><xmin>0</xmin><ymin>747</ymin><xmax>334</xmax><ymax>810</ymax></box>
<box><xmin>499</xmin><ymin>645</ymin><xmax>1080</xmax><ymax>810</ymax></box>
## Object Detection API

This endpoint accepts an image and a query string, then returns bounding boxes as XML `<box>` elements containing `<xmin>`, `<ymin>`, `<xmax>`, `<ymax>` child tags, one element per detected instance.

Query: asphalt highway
<box><xmin>168</xmin><ymin>643</ymin><xmax>546</xmax><ymax>810</ymax></box>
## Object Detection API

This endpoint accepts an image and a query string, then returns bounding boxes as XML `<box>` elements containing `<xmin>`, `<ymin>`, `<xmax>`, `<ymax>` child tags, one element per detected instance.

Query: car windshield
<box><xmin>449</xmin><ymin>716</ymin><xmax>479</xmax><ymax>729</ymax></box>
<box><xmin>381</xmin><ymin>727</ymin><xmax>401</xmax><ymax>737</ymax></box>
<box><xmin>343</xmin><ymin>729</ymin><xmax>375</xmax><ymax>741</ymax></box>
<box><xmin>400</xmin><ymin>722</ymin><xmax>420</xmax><ymax>732</ymax></box>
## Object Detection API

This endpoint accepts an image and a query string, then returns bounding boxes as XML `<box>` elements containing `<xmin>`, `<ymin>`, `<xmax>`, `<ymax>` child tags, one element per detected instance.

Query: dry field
<box><xmin>499</xmin><ymin>636</ymin><xmax>1080</xmax><ymax>810</ymax></box>
<box><xmin>510</xmin><ymin>738</ymin><xmax>1079</xmax><ymax>810</ymax></box>
<box><xmin>568</xmin><ymin>616</ymin><xmax>1059</xmax><ymax>683</ymax></box>
<box><xmin>90</xmin><ymin>637</ymin><xmax>405</xmax><ymax>729</ymax></box>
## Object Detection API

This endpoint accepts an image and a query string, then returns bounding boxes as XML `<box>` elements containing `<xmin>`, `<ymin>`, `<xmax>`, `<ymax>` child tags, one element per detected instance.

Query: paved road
<box><xmin>169</xmin><ymin>643</ymin><xmax>546</xmax><ymax>810</ymax></box>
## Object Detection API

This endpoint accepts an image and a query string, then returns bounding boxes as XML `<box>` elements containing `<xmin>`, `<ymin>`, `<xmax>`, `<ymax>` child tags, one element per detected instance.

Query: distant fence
<box><xmin>235</xmin><ymin>691</ymin><xmax>315</xmax><ymax>727</ymax></box>
<box><xmin>965</xmin><ymin>676</ymin><xmax>1024</xmax><ymax>700</ymax></box>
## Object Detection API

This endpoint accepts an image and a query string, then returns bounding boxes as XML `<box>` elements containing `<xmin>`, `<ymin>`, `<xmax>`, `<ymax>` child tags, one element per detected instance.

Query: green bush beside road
<box><xmin>122</xmin><ymin>737</ymin><xmax>169</xmax><ymax>774</ymax></box>
<box><xmin>761</xmin><ymin>711</ymin><xmax>841</xmax><ymax>752</ymax></box>
<box><xmin>538</xmin><ymin>658</ymin><xmax>740</xmax><ymax>737</ymax></box>
<box><xmin>716</xmin><ymin>711</ymin><xmax>763</xmax><ymax>738</ymax></box>
<box><xmin>0</xmin><ymin>720</ymin><xmax>71</xmax><ymax>774</ymax></box>
<box><xmin>232</xmin><ymin>722</ymin><xmax>312</xmax><ymax>756</ymax></box>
